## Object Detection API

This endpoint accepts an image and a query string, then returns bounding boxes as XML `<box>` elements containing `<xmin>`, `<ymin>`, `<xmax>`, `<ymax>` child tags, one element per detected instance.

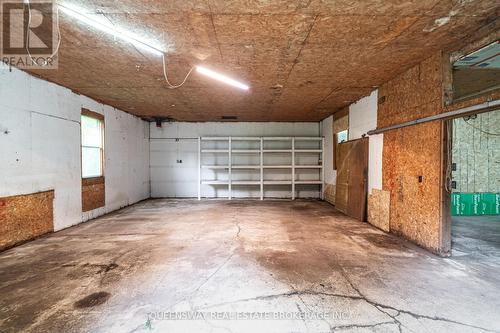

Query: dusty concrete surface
<box><xmin>1</xmin><ymin>200</ymin><xmax>499</xmax><ymax>333</ymax></box>
<box><xmin>452</xmin><ymin>216</ymin><xmax>500</xmax><ymax>280</ymax></box>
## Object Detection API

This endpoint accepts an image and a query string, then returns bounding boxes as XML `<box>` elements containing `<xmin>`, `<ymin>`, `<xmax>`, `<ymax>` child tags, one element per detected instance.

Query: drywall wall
<box><xmin>452</xmin><ymin>110</ymin><xmax>500</xmax><ymax>192</ymax></box>
<box><xmin>348</xmin><ymin>90</ymin><xmax>383</xmax><ymax>194</ymax></box>
<box><xmin>0</xmin><ymin>64</ymin><xmax>150</xmax><ymax>231</ymax></box>
<box><xmin>150</xmin><ymin>122</ymin><xmax>321</xmax><ymax>198</ymax></box>
<box><xmin>321</xmin><ymin>115</ymin><xmax>336</xmax><ymax>204</ymax></box>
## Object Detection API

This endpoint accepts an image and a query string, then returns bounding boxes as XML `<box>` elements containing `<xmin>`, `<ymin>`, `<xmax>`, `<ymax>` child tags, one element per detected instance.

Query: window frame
<box><xmin>81</xmin><ymin>109</ymin><xmax>105</xmax><ymax>179</ymax></box>
<box><xmin>444</xmin><ymin>32</ymin><xmax>499</xmax><ymax>106</ymax></box>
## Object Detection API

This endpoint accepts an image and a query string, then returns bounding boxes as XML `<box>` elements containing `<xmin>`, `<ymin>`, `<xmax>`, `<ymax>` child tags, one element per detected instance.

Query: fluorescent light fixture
<box><xmin>59</xmin><ymin>5</ymin><xmax>250</xmax><ymax>91</ymax></box>
<box><xmin>58</xmin><ymin>4</ymin><xmax>164</xmax><ymax>56</ymax></box>
<box><xmin>196</xmin><ymin>66</ymin><xmax>249</xmax><ymax>90</ymax></box>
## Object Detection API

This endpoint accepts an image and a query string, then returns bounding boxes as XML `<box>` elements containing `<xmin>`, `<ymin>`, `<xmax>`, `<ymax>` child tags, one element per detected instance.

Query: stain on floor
<box><xmin>0</xmin><ymin>199</ymin><xmax>499</xmax><ymax>332</ymax></box>
<box><xmin>74</xmin><ymin>292</ymin><xmax>111</xmax><ymax>309</ymax></box>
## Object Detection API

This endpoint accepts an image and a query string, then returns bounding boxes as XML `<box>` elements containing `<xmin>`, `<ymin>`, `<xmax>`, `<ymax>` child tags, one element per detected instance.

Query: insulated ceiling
<box><xmin>23</xmin><ymin>0</ymin><xmax>500</xmax><ymax>121</ymax></box>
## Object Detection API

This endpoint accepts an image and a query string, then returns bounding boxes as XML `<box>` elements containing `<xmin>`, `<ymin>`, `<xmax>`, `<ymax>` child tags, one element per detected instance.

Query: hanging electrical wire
<box><xmin>445</xmin><ymin>120</ymin><xmax>453</xmax><ymax>193</ymax></box>
<box><xmin>27</xmin><ymin>2</ymin><xmax>248</xmax><ymax>91</ymax></box>
<box><xmin>92</xmin><ymin>10</ymin><xmax>193</xmax><ymax>90</ymax></box>
<box><xmin>25</xmin><ymin>0</ymin><xmax>62</xmax><ymax>66</ymax></box>
<box><xmin>463</xmin><ymin>117</ymin><xmax>500</xmax><ymax>136</ymax></box>
<box><xmin>162</xmin><ymin>54</ymin><xmax>195</xmax><ymax>89</ymax></box>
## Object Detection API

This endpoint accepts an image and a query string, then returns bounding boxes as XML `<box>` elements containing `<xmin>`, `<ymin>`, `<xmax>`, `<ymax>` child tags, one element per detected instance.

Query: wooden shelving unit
<box><xmin>198</xmin><ymin>136</ymin><xmax>324</xmax><ymax>200</ymax></box>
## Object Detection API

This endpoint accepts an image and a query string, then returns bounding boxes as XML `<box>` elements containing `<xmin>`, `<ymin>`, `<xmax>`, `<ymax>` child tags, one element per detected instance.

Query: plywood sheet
<box><xmin>379</xmin><ymin>52</ymin><xmax>446</xmax><ymax>254</ymax></box>
<box><xmin>0</xmin><ymin>191</ymin><xmax>54</xmax><ymax>251</ymax></box>
<box><xmin>19</xmin><ymin>0</ymin><xmax>499</xmax><ymax>121</ymax></box>
<box><xmin>368</xmin><ymin>189</ymin><xmax>390</xmax><ymax>232</ymax></box>
<box><xmin>82</xmin><ymin>177</ymin><xmax>105</xmax><ymax>212</ymax></box>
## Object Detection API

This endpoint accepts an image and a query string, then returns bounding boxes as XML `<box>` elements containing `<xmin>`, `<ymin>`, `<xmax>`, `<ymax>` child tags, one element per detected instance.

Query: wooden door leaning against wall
<box><xmin>335</xmin><ymin>138</ymin><xmax>369</xmax><ymax>221</ymax></box>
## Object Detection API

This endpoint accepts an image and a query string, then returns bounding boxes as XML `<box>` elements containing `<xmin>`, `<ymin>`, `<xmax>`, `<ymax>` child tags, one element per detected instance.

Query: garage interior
<box><xmin>0</xmin><ymin>1</ymin><xmax>499</xmax><ymax>332</ymax></box>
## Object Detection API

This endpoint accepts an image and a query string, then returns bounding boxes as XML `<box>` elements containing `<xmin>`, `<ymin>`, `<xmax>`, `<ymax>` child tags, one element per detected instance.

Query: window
<box><xmin>337</xmin><ymin>130</ymin><xmax>348</xmax><ymax>143</ymax></box>
<box><xmin>452</xmin><ymin>41</ymin><xmax>500</xmax><ymax>101</ymax></box>
<box><xmin>81</xmin><ymin>110</ymin><xmax>104</xmax><ymax>178</ymax></box>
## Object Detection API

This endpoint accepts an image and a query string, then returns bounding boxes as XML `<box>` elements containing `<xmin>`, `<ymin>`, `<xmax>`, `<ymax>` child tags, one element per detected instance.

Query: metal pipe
<box><xmin>367</xmin><ymin>99</ymin><xmax>500</xmax><ymax>135</ymax></box>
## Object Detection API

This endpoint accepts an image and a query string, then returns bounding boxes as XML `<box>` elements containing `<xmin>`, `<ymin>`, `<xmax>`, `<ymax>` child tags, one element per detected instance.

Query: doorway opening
<box><xmin>450</xmin><ymin>109</ymin><xmax>500</xmax><ymax>258</ymax></box>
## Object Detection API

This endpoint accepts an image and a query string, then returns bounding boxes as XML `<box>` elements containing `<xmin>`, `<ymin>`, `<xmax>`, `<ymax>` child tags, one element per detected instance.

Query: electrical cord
<box><xmin>94</xmin><ymin>11</ymin><xmax>193</xmax><ymax>89</ymax></box>
<box><xmin>162</xmin><ymin>54</ymin><xmax>195</xmax><ymax>89</ymax></box>
<box><xmin>26</xmin><ymin>1</ymin><xmax>192</xmax><ymax>89</ymax></box>
<box><xmin>463</xmin><ymin>117</ymin><xmax>500</xmax><ymax>136</ymax></box>
<box><xmin>25</xmin><ymin>0</ymin><xmax>61</xmax><ymax>66</ymax></box>
<box><xmin>445</xmin><ymin>120</ymin><xmax>453</xmax><ymax>193</ymax></box>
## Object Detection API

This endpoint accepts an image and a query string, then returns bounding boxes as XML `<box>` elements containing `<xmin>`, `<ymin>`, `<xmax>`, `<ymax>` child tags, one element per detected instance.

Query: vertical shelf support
<box><xmin>228</xmin><ymin>137</ymin><xmax>232</xmax><ymax>200</ymax></box>
<box><xmin>198</xmin><ymin>137</ymin><xmax>201</xmax><ymax>200</ymax></box>
<box><xmin>321</xmin><ymin>137</ymin><xmax>325</xmax><ymax>200</ymax></box>
<box><xmin>260</xmin><ymin>137</ymin><xmax>264</xmax><ymax>200</ymax></box>
<box><xmin>292</xmin><ymin>137</ymin><xmax>295</xmax><ymax>200</ymax></box>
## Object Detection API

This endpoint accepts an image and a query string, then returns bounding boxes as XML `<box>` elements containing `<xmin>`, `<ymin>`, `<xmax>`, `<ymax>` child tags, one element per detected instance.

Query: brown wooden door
<box><xmin>335</xmin><ymin>138</ymin><xmax>369</xmax><ymax>221</ymax></box>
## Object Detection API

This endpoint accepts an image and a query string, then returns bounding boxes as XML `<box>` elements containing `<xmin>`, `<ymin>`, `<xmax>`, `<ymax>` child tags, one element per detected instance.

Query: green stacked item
<box><xmin>451</xmin><ymin>193</ymin><xmax>500</xmax><ymax>216</ymax></box>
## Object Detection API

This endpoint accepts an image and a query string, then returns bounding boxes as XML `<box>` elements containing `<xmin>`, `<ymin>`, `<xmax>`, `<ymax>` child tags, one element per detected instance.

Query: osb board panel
<box><xmin>0</xmin><ymin>191</ymin><xmax>54</xmax><ymax>251</ymax></box>
<box><xmin>368</xmin><ymin>189</ymin><xmax>390</xmax><ymax>232</ymax></box>
<box><xmin>382</xmin><ymin>123</ymin><xmax>443</xmax><ymax>252</ymax></box>
<box><xmin>82</xmin><ymin>178</ymin><xmax>105</xmax><ymax>212</ymax></box>
<box><xmin>333</xmin><ymin>115</ymin><xmax>348</xmax><ymax>134</ymax></box>
<box><xmin>379</xmin><ymin>52</ymin><xmax>445</xmax><ymax>254</ymax></box>
<box><xmin>378</xmin><ymin>52</ymin><xmax>443</xmax><ymax>127</ymax></box>
<box><xmin>19</xmin><ymin>1</ymin><xmax>499</xmax><ymax>121</ymax></box>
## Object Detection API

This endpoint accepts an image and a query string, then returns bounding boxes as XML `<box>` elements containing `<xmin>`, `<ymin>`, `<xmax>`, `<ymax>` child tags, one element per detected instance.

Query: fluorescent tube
<box><xmin>59</xmin><ymin>5</ymin><xmax>164</xmax><ymax>56</ymax></box>
<box><xmin>196</xmin><ymin>66</ymin><xmax>249</xmax><ymax>90</ymax></box>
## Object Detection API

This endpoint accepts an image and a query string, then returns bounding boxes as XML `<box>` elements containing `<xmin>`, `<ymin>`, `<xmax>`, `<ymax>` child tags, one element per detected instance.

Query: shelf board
<box><xmin>263</xmin><ymin>165</ymin><xmax>292</xmax><ymax>169</ymax></box>
<box><xmin>201</xmin><ymin>137</ymin><xmax>229</xmax><ymax>141</ymax></box>
<box><xmin>232</xmin><ymin>149</ymin><xmax>261</xmax><ymax>153</ymax></box>
<box><xmin>294</xmin><ymin>149</ymin><xmax>322</xmax><ymax>153</ymax></box>
<box><xmin>263</xmin><ymin>181</ymin><xmax>292</xmax><ymax>185</ymax></box>
<box><xmin>232</xmin><ymin>181</ymin><xmax>261</xmax><ymax>185</ymax></box>
<box><xmin>232</xmin><ymin>165</ymin><xmax>261</xmax><ymax>169</ymax></box>
<box><xmin>201</xmin><ymin>181</ymin><xmax>229</xmax><ymax>185</ymax></box>
<box><xmin>232</xmin><ymin>137</ymin><xmax>261</xmax><ymax>141</ymax></box>
<box><xmin>295</xmin><ymin>180</ymin><xmax>323</xmax><ymax>184</ymax></box>
<box><xmin>263</xmin><ymin>149</ymin><xmax>292</xmax><ymax>153</ymax></box>
<box><xmin>295</xmin><ymin>165</ymin><xmax>323</xmax><ymax>169</ymax></box>
<box><xmin>201</xmin><ymin>149</ymin><xmax>229</xmax><ymax>153</ymax></box>
<box><xmin>263</xmin><ymin>137</ymin><xmax>292</xmax><ymax>141</ymax></box>
<box><xmin>294</xmin><ymin>137</ymin><xmax>323</xmax><ymax>141</ymax></box>
<box><xmin>201</xmin><ymin>165</ymin><xmax>229</xmax><ymax>169</ymax></box>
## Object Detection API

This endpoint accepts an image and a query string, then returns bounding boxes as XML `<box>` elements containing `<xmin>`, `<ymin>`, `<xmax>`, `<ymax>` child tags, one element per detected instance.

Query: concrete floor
<box><xmin>452</xmin><ymin>216</ymin><xmax>500</xmax><ymax>255</ymax></box>
<box><xmin>451</xmin><ymin>216</ymin><xmax>500</xmax><ymax>282</ymax></box>
<box><xmin>1</xmin><ymin>200</ymin><xmax>500</xmax><ymax>333</ymax></box>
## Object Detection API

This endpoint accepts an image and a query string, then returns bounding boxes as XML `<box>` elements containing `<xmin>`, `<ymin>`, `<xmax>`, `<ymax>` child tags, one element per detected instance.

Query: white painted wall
<box><xmin>321</xmin><ymin>115</ymin><xmax>336</xmax><ymax>186</ymax></box>
<box><xmin>0</xmin><ymin>64</ymin><xmax>150</xmax><ymax>230</ymax></box>
<box><xmin>150</xmin><ymin>122</ymin><xmax>322</xmax><ymax>198</ymax></box>
<box><xmin>348</xmin><ymin>90</ymin><xmax>383</xmax><ymax>194</ymax></box>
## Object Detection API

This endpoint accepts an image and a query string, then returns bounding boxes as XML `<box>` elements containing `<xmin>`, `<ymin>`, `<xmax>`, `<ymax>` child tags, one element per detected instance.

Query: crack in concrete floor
<box><xmin>1</xmin><ymin>199</ymin><xmax>499</xmax><ymax>333</ymax></box>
